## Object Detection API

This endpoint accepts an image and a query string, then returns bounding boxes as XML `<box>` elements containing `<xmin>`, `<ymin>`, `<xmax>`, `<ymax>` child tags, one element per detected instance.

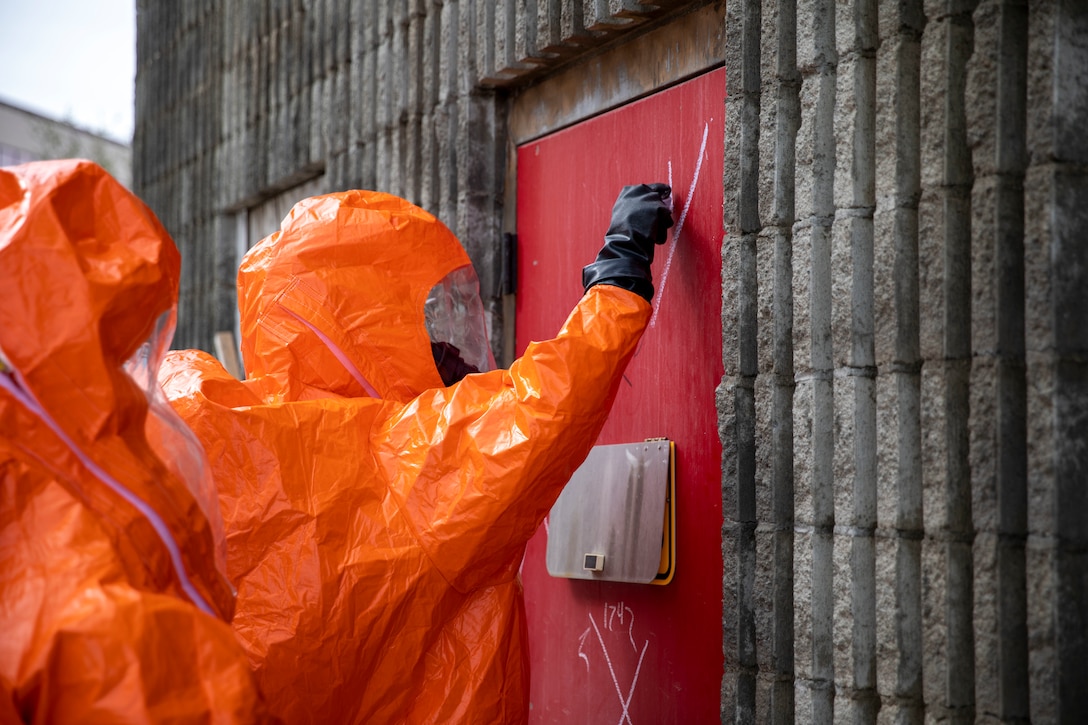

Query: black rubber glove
<box><xmin>581</xmin><ymin>183</ymin><xmax>674</xmax><ymax>302</ymax></box>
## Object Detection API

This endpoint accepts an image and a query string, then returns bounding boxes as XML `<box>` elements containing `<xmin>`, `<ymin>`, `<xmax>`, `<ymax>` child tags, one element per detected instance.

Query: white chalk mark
<box><xmin>589</xmin><ymin>613</ymin><xmax>635</xmax><ymax>725</ymax></box>
<box><xmin>585</xmin><ymin>603</ymin><xmax>649</xmax><ymax>725</ymax></box>
<box><xmin>578</xmin><ymin>627</ymin><xmax>593</xmax><ymax>672</ymax></box>
<box><xmin>624</xmin><ymin>605</ymin><xmax>638</xmax><ymax>654</ymax></box>
<box><xmin>650</xmin><ymin>121</ymin><xmax>710</xmax><ymax>329</ymax></box>
<box><xmin>673</xmin><ymin>123</ymin><xmax>708</xmax><ymax>249</ymax></box>
<box><xmin>616</xmin><ymin>640</ymin><xmax>650</xmax><ymax>725</ymax></box>
<box><xmin>573</xmin><ymin>603</ymin><xmax>654</xmax><ymax>723</ymax></box>
<box><xmin>606</xmin><ymin>602</ymin><xmax>621</xmax><ymax>631</ymax></box>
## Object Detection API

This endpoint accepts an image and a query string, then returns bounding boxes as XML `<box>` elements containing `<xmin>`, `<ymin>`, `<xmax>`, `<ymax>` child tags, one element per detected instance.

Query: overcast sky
<box><xmin>0</xmin><ymin>0</ymin><xmax>135</xmax><ymax>142</ymax></box>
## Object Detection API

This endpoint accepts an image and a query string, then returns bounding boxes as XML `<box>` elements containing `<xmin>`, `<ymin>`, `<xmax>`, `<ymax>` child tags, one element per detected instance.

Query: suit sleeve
<box><xmin>374</xmin><ymin>284</ymin><xmax>651</xmax><ymax>592</ymax></box>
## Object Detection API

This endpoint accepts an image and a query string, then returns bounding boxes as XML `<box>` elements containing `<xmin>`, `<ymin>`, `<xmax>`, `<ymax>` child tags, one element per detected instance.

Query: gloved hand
<box><xmin>581</xmin><ymin>183</ymin><xmax>674</xmax><ymax>301</ymax></box>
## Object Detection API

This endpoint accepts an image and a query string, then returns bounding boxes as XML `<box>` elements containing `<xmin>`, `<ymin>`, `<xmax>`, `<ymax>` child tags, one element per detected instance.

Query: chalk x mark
<box><xmin>589</xmin><ymin>612</ymin><xmax>649</xmax><ymax>725</ymax></box>
<box><xmin>589</xmin><ymin>613</ymin><xmax>632</xmax><ymax>725</ymax></box>
<box><xmin>650</xmin><ymin>121</ymin><xmax>710</xmax><ymax>329</ymax></box>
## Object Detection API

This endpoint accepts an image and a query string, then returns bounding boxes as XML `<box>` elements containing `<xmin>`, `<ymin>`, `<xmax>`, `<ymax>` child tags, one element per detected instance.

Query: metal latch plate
<box><xmin>546</xmin><ymin>440</ymin><xmax>671</xmax><ymax>584</ymax></box>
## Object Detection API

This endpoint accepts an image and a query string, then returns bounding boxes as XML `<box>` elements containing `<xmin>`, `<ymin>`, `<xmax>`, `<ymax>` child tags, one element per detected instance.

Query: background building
<box><xmin>0</xmin><ymin>98</ymin><xmax>131</xmax><ymax>186</ymax></box>
<box><xmin>134</xmin><ymin>1</ymin><xmax>1088</xmax><ymax>722</ymax></box>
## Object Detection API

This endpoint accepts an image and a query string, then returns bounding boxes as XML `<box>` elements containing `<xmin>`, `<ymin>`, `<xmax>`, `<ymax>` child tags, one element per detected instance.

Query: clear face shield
<box><xmin>123</xmin><ymin>310</ymin><xmax>229</xmax><ymax>579</ymax></box>
<box><xmin>424</xmin><ymin>265</ymin><xmax>496</xmax><ymax>386</ymax></box>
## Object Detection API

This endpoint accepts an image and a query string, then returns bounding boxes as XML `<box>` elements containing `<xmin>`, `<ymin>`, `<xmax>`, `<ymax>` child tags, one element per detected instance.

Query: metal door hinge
<box><xmin>501</xmin><ymin>232</ymin><xmax>517</xmax><ymax>296</ymax></box>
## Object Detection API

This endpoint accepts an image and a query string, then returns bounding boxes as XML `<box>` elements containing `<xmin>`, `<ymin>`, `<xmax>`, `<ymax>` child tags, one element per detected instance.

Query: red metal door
<box><xmin>516</xmin><ymin>67</ymin><xmax>725</xmax><ymax>724</ymax></box>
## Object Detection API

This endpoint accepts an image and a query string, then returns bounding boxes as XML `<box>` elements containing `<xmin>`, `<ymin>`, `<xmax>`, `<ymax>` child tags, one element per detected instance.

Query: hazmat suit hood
<box><xmin>0</xmin><ymin>160</ymin><xmax>269</xmax><ymax>722</ymax></box>
<box><xmin>0</xmin><ymin>159</ymin><xmax>231</xmax><ymax>617</ymax></box>
<box><xmin>238</xmin><ymin>190</ymin><xmax>492</xmax><ymax>403</ymax></box>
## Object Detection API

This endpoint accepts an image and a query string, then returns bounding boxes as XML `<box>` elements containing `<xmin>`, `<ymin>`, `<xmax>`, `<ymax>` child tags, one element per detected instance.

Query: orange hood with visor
<box><xmin>237</xmin><ymin>190</ymin><xmax>490</xmax><ymax>403</ymax></box>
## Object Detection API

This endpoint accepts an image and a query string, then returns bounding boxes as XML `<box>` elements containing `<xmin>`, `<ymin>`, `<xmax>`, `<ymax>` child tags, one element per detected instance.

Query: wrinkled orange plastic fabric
<box><xmin>0</xmin><ymin>160</ymin><xmax>270</xmax><ymax>723</ymax></box>
<box><xmin>160</xmin><ymin>191</ymin><xmax>652</xmax><ymax>723</ymax></box>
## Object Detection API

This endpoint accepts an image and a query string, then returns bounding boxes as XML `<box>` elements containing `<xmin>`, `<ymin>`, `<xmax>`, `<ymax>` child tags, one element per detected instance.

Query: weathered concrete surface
<box><xmin>134</xmin><ymin>0</ymin><xmax>698</xmax><ymax>354</ymax></box>
<box><xmin>720</xmin><ymin>0</ymin><xmax>1087</xmax><ymax>722</ymax></box>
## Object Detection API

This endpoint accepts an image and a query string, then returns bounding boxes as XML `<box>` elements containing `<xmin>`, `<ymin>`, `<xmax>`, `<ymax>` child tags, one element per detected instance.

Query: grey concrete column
<box><xmin>721</xmin><ymin>0</ymin><xmax>762</xmax><ymax>721</ymax></box>
<box><xmin>771</xmin><ymin>0</ymin><xmax>799</xmax><ymax>721</ymax></box>
<box><xmin>844</xmin><ymin>0</ymin><xmax>879</xmax><ymax>721</ymax></box>
<box><xmin>805</xmin><ymin>0</ymin><xmax>837</xmax><ymax>721</ymax></box>
<box><xmin>888</xmin><ymin>2</ymin><xmax>925</xmax><ymax>723</ymax></box>
<box><xmin>1051</xmin><ymin>2</ymin><xmax>1088</xmax><ymax>719</ymax></box>
<box><xmin>941</xmin><ymin>4</ymin><xmax>979</xmax><ymax>722</ymax></box>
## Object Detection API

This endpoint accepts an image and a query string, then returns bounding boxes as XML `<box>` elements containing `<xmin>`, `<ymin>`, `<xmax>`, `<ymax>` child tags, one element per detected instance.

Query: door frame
<box><xmin>500</xmin><ymin>1</ymin><xmax>726</xmax><ymax>361</ymax></box>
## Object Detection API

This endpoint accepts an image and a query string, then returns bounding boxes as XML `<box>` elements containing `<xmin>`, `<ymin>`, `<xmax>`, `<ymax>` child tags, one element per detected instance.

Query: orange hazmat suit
<box><xmin>160</xmin><ymin>190</ymin><xmax>658</xmax><ymax>723</ymax></box>
<box><xmin>0</xmin><ymin>160</ymin><xmax>270</xmax><ymax>723</ymax></box>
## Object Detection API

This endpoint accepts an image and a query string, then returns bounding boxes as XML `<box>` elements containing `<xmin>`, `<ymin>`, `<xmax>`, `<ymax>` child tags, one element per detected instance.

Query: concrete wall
<box><xmin>134</xmin><ymin>0</ymin><xmax>1087</xmax><ymax>722</ymax></box>
<box><xmin>722</xmin><ymin>0</ymin><xmax>1088</xmax><ymax>722</ymax></box>
<box><xmin>134</xmin><ymin>0</ymin><xmax>693</xmax><ymax>353</ymax></box>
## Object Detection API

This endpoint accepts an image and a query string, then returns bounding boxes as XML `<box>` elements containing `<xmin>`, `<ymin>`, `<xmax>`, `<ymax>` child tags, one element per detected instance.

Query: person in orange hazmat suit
<box><xmin>159</xmin><ymin>182</ymin><xmax>674</xmax><ymax>723</ymax></box>
<box><xmin>0</xmin><ymin>159</ymin><xmax>272</xmax><ymax>723</ymax></box>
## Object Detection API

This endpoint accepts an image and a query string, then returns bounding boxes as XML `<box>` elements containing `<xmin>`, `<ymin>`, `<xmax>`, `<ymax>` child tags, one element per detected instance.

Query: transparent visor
<box><xmin>424</xmin><ymin>265</ymin><xmax>496</xmax><ymax>386</ymax></box>
<box><xmin>123</xmin><ymin>311</ymin><xmax>229</xmax><ymax>580</ymax></box>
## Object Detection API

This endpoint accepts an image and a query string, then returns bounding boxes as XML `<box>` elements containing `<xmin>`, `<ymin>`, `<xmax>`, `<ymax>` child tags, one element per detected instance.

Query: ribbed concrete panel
<box><xmin>719</xmin><ymin>0</ymin><xmax>1086</xmax><ymax>722</ymax></box>
<box><xmin>135</xmin><ymin>0</ymin><xmax>693</xmax><ymax>352</ymax></box>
